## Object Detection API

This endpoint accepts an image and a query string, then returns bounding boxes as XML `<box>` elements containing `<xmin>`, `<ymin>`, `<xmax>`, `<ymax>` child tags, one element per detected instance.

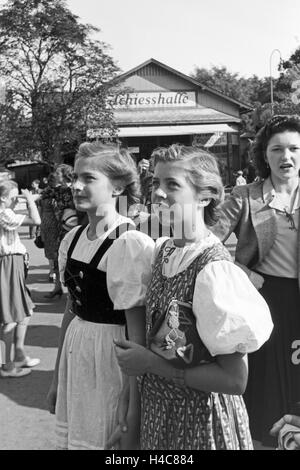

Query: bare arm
<box><xmin>186</xmin><ymin>353</ymin><xmax>248</xmax><ymax>394</ymax></box>
<box><xmin>145</xmin><ymin>349</ymin><xmax>248</xmax><ymax>395</ymax></box>
<box><xmin>115</xmin><ymin>341</ymin><xmax>248</xmax><ymax>395</ymax></box>
<box><xmin>106</xmin><ymin>306</ymin><xmax>146</xmax><ymax>449</ymax></box>
<box><xmin>20</xmin><ymin>189</ymin><xmax>41</xmax><ymax>226</ymax></box>
<box><xmin>52</xmin><ymin>297</ymin><xmax>75</xmax><ymax>385</ymax></box>
<box><xmin>122</xmin><ymin>306</ymin><xmax>146</xmax><ymax>449</ymax></box>
<box><xmin>125</xmin><ymin>306</ymin><xmax>146</xmax><ymax>346</ymax></box>
<box><xmin>47</xmin><ymin>297</ymin><xmax>75</xmax><ymax>413</ymax></box>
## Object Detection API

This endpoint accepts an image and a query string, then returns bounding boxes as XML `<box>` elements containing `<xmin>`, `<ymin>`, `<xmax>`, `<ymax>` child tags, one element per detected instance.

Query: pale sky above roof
<box><xmin>67</xmin><ymin>0</ymin><xmax>300</xmax><ymax>79</ymax></box>
<box><xmin>0</xmin><ymin>0</ymin><xmax>298</xmax><ymax>79</ymax></box>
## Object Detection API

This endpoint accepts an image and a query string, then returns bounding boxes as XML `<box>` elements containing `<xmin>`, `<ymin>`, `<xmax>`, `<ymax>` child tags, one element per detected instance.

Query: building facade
<box><xmin>100</xmin><ymin>59</ymin><xmax>252</xmax><ymax>185</ymax></box>
<box><xmin>88</xmin><ymin>59</ymin><xmax>251</xmax><ymax>184</ymax></box>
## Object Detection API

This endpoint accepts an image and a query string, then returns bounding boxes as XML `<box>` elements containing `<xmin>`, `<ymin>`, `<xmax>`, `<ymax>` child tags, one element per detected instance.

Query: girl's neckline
<box><xmin>159</xmin><ymin>233</ymin><xmax>219</xmax><ymax>280</ymax></box>
<box><xmin>84</xmin><ymin>215</ymin><xmax>131</xmax><ymax>242</ymax></box>
<box><xmin>171</xmin><ymin>231</ymin><xmax>213</xmax><ymax>249</ymax></box>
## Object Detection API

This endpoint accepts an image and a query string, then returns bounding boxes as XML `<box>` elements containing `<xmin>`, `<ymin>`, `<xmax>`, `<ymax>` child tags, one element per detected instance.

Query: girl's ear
<box><xmin>112</xmin><ymin>186</ymin><xmax>124</xmax><ymax>197</ymax></box>
<box><xmin>197</xmin><ymin>197</ymin><xmax>211</xmax><ymax>208</ymax></box>
<box><xmin>0</xmin><ymin>196</ymin><xmax>7</xmax><ymax>203</ymax></box>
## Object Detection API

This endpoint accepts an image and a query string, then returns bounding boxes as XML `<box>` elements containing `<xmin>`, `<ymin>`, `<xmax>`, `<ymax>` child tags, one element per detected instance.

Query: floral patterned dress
<box><xmin>40</xmin><ymin>187</ymin><xmax>60</xmax><ymax>260</ymax></box>
<box><xmin>140</xmin><ymin>240</ymin><xmax>253</xmax><ymax>450</ymax></box>
<box><xmin>52</xmin><ymin>185</ymin><xmax>77</xmax><ymax>241</ymax></box>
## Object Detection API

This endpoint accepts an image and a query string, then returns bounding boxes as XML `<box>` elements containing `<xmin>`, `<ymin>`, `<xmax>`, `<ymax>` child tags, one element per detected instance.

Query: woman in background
<box><xmin>40</xmin><ymin>173</ymin><xmax>62</xmax><ymax>295</ymax></box>
<box><xmin>212</xmin><ymin>114</ymin><xmax>300</xmax><ymax>447</ymax></box>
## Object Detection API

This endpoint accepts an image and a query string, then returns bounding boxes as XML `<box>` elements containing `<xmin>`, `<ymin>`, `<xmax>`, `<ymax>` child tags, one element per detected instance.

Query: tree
<box><xmin>0</xmin><ymin>0</ymin><xmax>120</xmax><ymax>163</ymax></box>
<box><xmin>192</xmin><ymin>66</ymin><xmax>246</xmax><ymax>102</ymax></box>
<box><xmin>0</xmin><ymin>99</ymin><xmax>33</xmax><ymax>163</ymax></box>
<box><xmin>191</xmin><ymin>65</ymin><xmax>272</xmax><ymax>106</ymax></box>
<box><xmin>274</xmin><ymin>47</ymin><xmax>300</xmax><ymax>114</ymax></box>
<box><xmin>191</xmin><ymin>64</ymin><xmax>294</xmax><ymax>134</ymax></box>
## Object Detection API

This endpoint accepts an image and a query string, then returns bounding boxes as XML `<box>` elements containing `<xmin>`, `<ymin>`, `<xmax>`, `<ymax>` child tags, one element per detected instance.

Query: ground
<box><xmin>0</xmin><ymin>225</ymin><xmax>65</xmax><ymax>450</ymax></box>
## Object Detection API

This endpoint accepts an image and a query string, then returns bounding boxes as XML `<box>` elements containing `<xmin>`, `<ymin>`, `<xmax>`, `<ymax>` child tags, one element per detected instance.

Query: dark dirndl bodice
<box><xmin>64</xmin><ymin>223</ymin><xmax>133</xmax><ymax>325</ymax></box>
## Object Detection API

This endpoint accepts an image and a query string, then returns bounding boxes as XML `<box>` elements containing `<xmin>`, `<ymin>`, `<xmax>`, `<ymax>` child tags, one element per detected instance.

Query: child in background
<box><xmin>0</xmin><ymin>180</ymin><xmax>41</xmax><ymax>378</ymax></box>
<box><xmin>235</xmin><ymin>170</ymin><xmax>247</xmax><ymax>186</ymax></box>
<box><xmin>29</xmin><ymin>179</ymin><xmax>41</xmax><ymax>239</ymax></box>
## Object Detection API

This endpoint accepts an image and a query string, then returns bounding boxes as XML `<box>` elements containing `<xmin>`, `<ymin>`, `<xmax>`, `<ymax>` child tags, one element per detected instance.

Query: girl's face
<box><xmin>266</xmin><ymin>131</ymin><xmax>300</xmax><ymax>183</ymax></box>
<box><xmin>152</xmin><ymin>161</ymin><xmax>200</xmax><ymax>227</ymax></box>
<box><xmin>1</xmin><ymin>187</ymin><xmax>19</xmax><ymax>209</ymax></box>
<box><xmin>72</xmin><ymin>157</ymin><xmax>116</xmax><ymax>213</ymax></box>
<box><xmin>55</xmin><ymin>170</ymin><xmax>64</xmax><ymax>185</ymax></box>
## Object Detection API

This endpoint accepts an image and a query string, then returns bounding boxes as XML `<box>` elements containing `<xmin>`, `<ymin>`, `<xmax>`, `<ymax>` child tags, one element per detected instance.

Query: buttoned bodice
<box><xmin>64</xmin><ymin>224</ymin><xmax>132</xmax><ymax>324</ymax></box>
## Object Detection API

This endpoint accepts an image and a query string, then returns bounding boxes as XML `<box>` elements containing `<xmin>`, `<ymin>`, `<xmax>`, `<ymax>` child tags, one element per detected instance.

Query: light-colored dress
<box><xmin>55</xmin><ymin>216</ymin><xmax>154</xmax><ymax>450</ymax></box>
<box><xmin>141</xmin><ymin>232</ymin><xmax>273</xmax><ymax>450</ymax></box>
<box><xmin>0</xmin><ymin>208</ymin><xmax>26</xmax><ymax>256</ymax></box>
<box><xmin>0</xmin><ymin>209</ymin><xmax>33</xmax><ymax>325</ymax></box>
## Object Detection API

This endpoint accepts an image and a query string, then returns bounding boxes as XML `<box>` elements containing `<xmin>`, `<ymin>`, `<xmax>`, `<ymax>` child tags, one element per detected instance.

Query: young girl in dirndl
<box><xmin>47</xmin><ymin>143</ymin><xmax>154</xmax><ymax>450</ymax></box>
<box><xmin>113</xmin><ymin>145</ymin><xmax>273</xmax><ymax>450</ymax></box>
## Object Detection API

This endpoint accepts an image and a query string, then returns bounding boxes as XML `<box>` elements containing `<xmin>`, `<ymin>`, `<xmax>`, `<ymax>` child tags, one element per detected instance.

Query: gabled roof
<box><xmin>116</xmin><ymin>58</ymin><xmax>252</xmax><ymax>112</ymax></box>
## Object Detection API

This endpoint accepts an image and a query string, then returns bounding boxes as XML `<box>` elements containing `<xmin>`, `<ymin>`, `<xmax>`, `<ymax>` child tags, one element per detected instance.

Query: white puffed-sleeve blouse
<box><xmin>59</xmin><ymin>216</ymin><xmax>155</xmax><ymax>310</ymax></box>
<box><xmin>0</xmin><ymin>208</ymin><xmax>26</xmax><ymax>256</ymax></box>
<box><xmin>154</xmin><ymin>233</ymin><xmax>273</xmax><ymax>357</ymax></box>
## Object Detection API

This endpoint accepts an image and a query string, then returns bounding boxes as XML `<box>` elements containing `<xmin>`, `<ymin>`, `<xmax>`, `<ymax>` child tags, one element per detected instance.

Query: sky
<box><xmin>65</xmin><ymin>0</ymin><xmax>300</xmax><ymax>79</ymax></box>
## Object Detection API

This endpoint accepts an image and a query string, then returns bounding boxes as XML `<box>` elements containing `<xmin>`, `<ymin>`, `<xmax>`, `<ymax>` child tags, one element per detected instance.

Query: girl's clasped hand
<box><xmin>114</xmin><ymin>339</ymin><xmax>152</xmax><ymax>376</ymax></box>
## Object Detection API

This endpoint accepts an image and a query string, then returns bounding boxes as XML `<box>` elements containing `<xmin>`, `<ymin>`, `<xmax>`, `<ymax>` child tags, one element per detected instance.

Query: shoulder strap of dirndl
<box><xmin>195</xmin><ymin>242</ymin><xmax>233</xmax><ymax>274</ymax></box>
<box><xmin>66</xmin><ymin>225</ymin><xmax>86</xmax><ymax>259</ymax></box>
<box><xmin>89</xmin><ymin>222</ymin><xmax>136</xmax><ymax>269</ymax></box>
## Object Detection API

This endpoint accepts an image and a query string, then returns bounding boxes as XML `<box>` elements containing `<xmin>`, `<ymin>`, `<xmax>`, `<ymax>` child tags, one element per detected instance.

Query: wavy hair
<box><xmin>0</xmin><ymin>179</ymin><xmax>18</xmax><ymax>198</ymax></box>
<box><xmin>251</xmin><ymin>114</ymin><xmax>300</xmax><ymax>178</ymax></box>
<box><xmin>75</xmin><ymin>142</ymin><xmax>140</xmax><ymax>209</ymax></box>
<box><xmin>55</xmin><ymin>164</ymin><xmax>74</xmax><ymax>184</ymax></box>
<box><xmin>151</xmin><ymin>144</ymin><xmax>224</xmax><ymax>226</ymax></box>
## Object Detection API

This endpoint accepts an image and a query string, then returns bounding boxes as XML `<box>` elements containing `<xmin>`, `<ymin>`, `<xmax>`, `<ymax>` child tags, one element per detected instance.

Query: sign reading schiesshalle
<box><xmin>114</xmin><ymin>91</ymin><xmax>196</xmax><ymax>108</ymax></box>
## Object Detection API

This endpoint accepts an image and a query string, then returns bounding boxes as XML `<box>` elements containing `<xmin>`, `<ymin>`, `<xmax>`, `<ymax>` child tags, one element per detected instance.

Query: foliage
<box><xmin>192</xmin><ymin>52</ymin><xmax>300</xmax><ymax>134</ymax></box>
<box><xmin>192</xmin><ymin>65</ymin><xmax>273</xmax><ymax>106</ymax></box>
<box><xmin>0</xmin><ymin>0</ymin><xmax>120</xmax><ymax>163</ymax></box>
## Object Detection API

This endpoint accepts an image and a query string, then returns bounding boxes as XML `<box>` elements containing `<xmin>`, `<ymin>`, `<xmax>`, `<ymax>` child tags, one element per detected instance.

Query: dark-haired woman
<box><xmin>212</xmin><ymin>115</ymin><xmax>300</xmax><ymax>447</ymax></box>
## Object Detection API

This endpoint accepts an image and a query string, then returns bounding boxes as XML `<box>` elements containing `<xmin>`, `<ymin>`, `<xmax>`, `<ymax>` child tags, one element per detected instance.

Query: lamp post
<box><xmin>0</xmin><ymin>79</ymin><xmax>6</xmax><ymax>105</ymax></box>
<box><xmin>269</xmin><ymin>49</ymin><xmax>282</xmax><ymax>116</ymax></box>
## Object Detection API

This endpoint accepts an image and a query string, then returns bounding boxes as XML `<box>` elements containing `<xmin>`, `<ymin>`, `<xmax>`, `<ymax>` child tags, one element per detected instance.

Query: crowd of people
<box><xmin>0</xmin><ymin>114</ymin><xmax>300</xmax><ymax>450</ymax></box>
